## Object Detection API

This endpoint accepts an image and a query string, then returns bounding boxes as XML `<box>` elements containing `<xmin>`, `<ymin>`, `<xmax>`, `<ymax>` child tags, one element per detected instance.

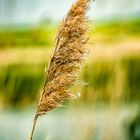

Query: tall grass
<box><xmin>0</xmin><ymin>52</ymin><xmax>140</xmax><ymax>108</ymax></box>
<box><xmin>0</xmin><ymin>64</ymin><xmax>45</xmax><ymax>107</ymax></box>
<box><xmin>30</xmin><ymin>0</ymin><xmax>91</xmax><ymax>139</ymax></box>
<box><xmin>0</xmin><ymin>24</ymin><xmax>56</xmax><ymax>48</ymax></box>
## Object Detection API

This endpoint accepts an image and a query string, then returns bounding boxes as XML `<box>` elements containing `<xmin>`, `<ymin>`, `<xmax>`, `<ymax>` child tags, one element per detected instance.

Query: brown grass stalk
<box><xmin>30</xmin><ymin>0</ymin><xmax>91</xmax><ymax>139</ymax></box>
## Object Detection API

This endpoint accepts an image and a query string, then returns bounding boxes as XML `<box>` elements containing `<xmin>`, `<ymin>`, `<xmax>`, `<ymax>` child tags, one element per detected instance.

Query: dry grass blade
<box><xmin>30</xmin><ymin>0</ymin><xmax>91</xmax><ymax>139</ymax></box>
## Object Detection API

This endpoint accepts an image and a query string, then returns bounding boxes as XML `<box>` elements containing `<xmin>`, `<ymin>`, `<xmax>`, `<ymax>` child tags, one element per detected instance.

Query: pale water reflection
<box><xmin>0</xmin><ymin>105</ymin><xmax>139</xmax><ymax>140</ymax></box>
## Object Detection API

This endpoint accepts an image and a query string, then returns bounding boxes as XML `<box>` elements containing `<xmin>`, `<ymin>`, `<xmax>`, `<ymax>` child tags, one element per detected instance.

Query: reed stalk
<box><xmin>30</xmin><ymin>0</ymin><xmax>91</xmax><ymax>139</ymax></box>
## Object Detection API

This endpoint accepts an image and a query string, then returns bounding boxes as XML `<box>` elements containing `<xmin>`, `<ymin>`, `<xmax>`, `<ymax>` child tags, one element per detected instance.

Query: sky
<box><xmin>0</xmin><ymin>0</ymin><xmax>140</xmax><ymax>26</ymax></box>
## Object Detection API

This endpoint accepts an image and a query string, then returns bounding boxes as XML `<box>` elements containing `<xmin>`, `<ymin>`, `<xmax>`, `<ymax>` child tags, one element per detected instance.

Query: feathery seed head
<box><xmin>30</xmin><ymin>0</ymin><xmax>91</xmax><ymax>139</ymax></box>
<box><xmin>37</xmin><ymin>0</ymin><xmax>90</xmax><ymax>116</ymax></box>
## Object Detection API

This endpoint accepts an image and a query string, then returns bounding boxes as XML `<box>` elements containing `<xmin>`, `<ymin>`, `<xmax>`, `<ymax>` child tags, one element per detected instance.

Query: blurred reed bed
<box><xmin>0</xmin><ymin>46</ymin><xmax>140</xmax><ymax>108</ymax></box>
<box><xmin>0</xmin><ymin>19</ymin><xmax>140</xmax><ymax>108</ymax></box>
<box><xmin>80</xmin><ymin>54</ymin><xmax>140</xmax><ymax>105</ymax></box>
<box><xmin>0</xmin><ymin>23</ymin><xmax>56</xmax><ymax>48</ymax></box>
<box><xmin>89</xmin><ymin>19</ymin><xmax>140</xmax><ymax>44</ymax></box>
<box><xmin>0</xmin><ymin>64</ymin><xmax>45</xmax><ymax>108</ymax></box>
<box><xmin>0</xmin><ymin>19</ymin><xmax>140</xmax><ymax>48</ymax></box>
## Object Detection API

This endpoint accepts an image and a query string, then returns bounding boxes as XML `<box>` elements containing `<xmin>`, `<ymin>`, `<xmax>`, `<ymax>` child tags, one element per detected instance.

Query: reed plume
<box><xmin>30</xmin><ymin>0</ymin><xmax>91</xmax><ymax>139</ymax></box>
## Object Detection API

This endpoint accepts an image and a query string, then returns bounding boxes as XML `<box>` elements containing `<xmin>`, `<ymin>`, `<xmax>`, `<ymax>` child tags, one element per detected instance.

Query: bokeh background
<box><xmin>0</xmin><ymin>0</ymin><xmax>140</xmax><ymax>140</ymax></box>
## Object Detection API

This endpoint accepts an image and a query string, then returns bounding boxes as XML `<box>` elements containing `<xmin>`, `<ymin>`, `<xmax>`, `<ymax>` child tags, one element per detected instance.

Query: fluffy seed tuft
<box><xmin>30</xmin><ymin>0</ymin><xmax>91</xmax><ymax>140</ymax></box>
